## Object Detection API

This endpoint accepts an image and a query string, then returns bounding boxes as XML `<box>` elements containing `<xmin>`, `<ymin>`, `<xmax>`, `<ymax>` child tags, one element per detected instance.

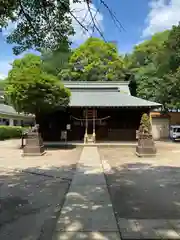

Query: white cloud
<box><xmin>2</xmin><ymin>1</ymin><xmax>103</xmax><ymax>44</ymax></box>
<box><xmin>0</xmin><ymin>60</ymin><xmax>12</xmax><ymax>79</ymax></box>
<box><xmin>2</xmin><ymin>21</ymin><xmax>17</xmax><ymax>37</ymax></box>
<box><xmin>142</xmin><ymin>0</ymin><xmax>180</xmax><ymax>38</ymax></box>
<box><xmin>0</xmin><ymin>73</ymin><xmax>7</xmax><ymax>80</ymax></box>
<box><xmin>69</xmin><ymin>0</ymin><xmax>103</xmax><ymax>43</ymax></box>
<box><xmin>0</xmin><ymin>1</ymin><xmax>103</xmax><ymax>76</ymax></box>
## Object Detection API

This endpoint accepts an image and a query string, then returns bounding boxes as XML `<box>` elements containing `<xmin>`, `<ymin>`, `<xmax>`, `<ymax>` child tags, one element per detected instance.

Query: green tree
<box><xmin>41</xmin><ymin>41</ymin><xmax>72</xmax><ymax>76</ymax></box>
<box><xmin>123</xmin><ymin>31</ymin><xmax>170</xmax><ymax>97</ymax></box>
<box><xmin>156</xmin><ymin>69</ymin><xmax>180</xmax><ymax>110</ymax></box>
<box><xmin>135</xmin><ymin>63</ymin><xmax>161</xmax><ymax>102</ymax></box>
<box><xmin>127</xmin><ymin>25</ymin><xmax>180</xmax><ymax>110</ymax></box>
<box><xmin>128</xmin><ymin>30</ymin><xmax>169</xmax><ymax>72</ymax></box>
<box><xmin>126</xmin><ymin>29</ymin><xmax>179</xmax><ymax>106</ymax></box>
<box><xmin>59</xmin><ymin>37</ymin><xmax>126</xmax><ymax>81</ymax></box>
<box><xmin>0</xmin><ymin>79</ymin><xmax>7</xmax><ymax>90</ymax></box>
<box><xmin>0</xmin><ymin>0</ymin><xmax>74</xmax><ymax>55</ymax></box>
<box><xmin>5</xmin><ymin>54</ymin><xmax>70</xmax><ymax>120</ymax></box>
<box><xmin>162</xmin><ymin>24</ymin><xmax>180</xmax><ymax>73</ymax></box>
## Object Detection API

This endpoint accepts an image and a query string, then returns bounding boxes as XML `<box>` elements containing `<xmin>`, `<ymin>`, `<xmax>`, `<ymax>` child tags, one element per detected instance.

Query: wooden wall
<box><xmin>39</xmin><ymin>107</ymin><xmax>149</xmax><ymax>141</ymax></box>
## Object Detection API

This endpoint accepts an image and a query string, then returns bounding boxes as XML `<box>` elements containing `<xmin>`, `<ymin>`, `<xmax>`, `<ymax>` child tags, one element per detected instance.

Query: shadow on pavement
<box><xmin>104</xmin><ymin>162</ymin><xmax>180</xmax><ymax>220</ymax></box>
<box><xmin>0</xmin><ymin>161</ymin><xmax>120</xmax><ymax>240</ymax></box>
<box><xmin>99</xmin><ymin>147</ymin><xmax>180</xmax><ymax>239</ymax></box>
<box><xmin>1</xmin><ymin>147</ymin><xmax>180</xmax><ymax>240</ymax></box>
<box><xmin>0</xmin><ymin>163</ymin><xmax>77</xmax><ymax>240</ymax></box>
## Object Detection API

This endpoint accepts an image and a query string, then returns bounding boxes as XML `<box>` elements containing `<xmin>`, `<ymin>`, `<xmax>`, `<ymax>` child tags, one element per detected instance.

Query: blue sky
<box><xmin>0</xmin><ymin>0</ymin><xmax>180</xmax><ymax>78</ymax></box>
<box><xmin>97</xmin><ymin>0</ymin><xmax>149</xmax><ymax>53</ymax></box>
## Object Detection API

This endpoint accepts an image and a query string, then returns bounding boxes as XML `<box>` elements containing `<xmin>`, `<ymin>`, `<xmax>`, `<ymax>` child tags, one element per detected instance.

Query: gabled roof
<box><xmin>63</xmin><ymin>81</ymin><xmax>162</xmax><ymax>108</ymax></box>
<box><xmin>68</xmin><ymin>90</ymin><xmax>161</xmax><ymax>108</ymax></box>
<box><xmin>0</xmin><ymin>104</ymin><xmax>17</xmax><ymax>115</ymax></box>
<box><xmin>0</xmin><ymin>103</ymin><xmax>34</xmax><ymax>119</ymax></box>
<box><xmin>63</xmin><ymin>81</ymin><xmax>131</xmax><ymax>94</ymax></box>
<box><xmin>0</xmin><ymin>94</ymin><xmax>34</xmax><ymax>118</ymax></box>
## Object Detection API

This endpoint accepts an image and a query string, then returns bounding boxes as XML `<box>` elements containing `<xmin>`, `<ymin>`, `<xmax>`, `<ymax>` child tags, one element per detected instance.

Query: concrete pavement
<box><xmin>99</xmin><ymin>147</ymin><xmax>180</xmax><ymax>239</ymax></box>
<box><xmin>0</xmin><ymin>147</ymin><xmax>81</xmax><ymax>240</ymax></box>
<box><xmin>1</xmin><ymin>142</ymin><xmax>180</xmax><ymax>239</ymax></box>
<box><xmin>53</xmin><ymin>147</ymin><xmax>121</xmax><ymax>240</ymax></box>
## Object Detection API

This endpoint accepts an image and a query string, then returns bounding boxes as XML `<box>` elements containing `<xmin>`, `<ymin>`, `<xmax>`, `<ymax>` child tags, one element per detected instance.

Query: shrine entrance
<box><xmin>70</xmin><ymin>108</ymin><xmax>110</xmax><ymax>143</ymax></box>
<box><xmin>40</xmin><ymin>107</ymin><xmax>145</xmax><ymax>142</ymax></box>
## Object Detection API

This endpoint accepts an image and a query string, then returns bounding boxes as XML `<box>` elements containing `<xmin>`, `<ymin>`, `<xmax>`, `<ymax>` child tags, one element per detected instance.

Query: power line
<box><xmin>47</xmin><ymin>0</ymin><xmax>124</xmax><ymax>44</ymax></box>
<box><xmin>89</xmin><ymin>4</ymin><xmax>102</xmax><ymax>35</ymax></box>
<box><xmin>86</xmin><ymin>1</ymin><xmax>106</xmax><ymax>41</ymax></box>
<box><xmin>100</xmin><ymin>0</ymin><xmax>125</xmax><ymax>32</ymax></box>
<box><xmin>59</xmin><ymin>0</ymin><xmax>89</xmax><ymax>33</ymax></box>
<box><xmin>48</xmin><ymin>0</ymin><xmax>124</xmax><ymax>48</ymax></box>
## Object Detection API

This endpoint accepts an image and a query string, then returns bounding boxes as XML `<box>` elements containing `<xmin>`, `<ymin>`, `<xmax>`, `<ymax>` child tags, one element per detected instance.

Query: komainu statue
<box><xmin>23</xmin><ymin>124</ymin><xmax>45</xmax><ymax>156</ymax></box>
<box><xmin>136</xmin><ymin>113</ymin><xmax>156</xmax><ymax>157</ymax></box>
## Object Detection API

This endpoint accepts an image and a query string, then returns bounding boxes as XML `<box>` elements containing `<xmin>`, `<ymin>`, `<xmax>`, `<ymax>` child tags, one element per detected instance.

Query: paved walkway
<box><xmin>0</xmin><ymin>146</ymin><xmax>81</xmax><ymax>240</ymax></box>
<box><xmin>53</xmin><ymin>146</ymin><xmax>180</xmax><ymax>240</ymax></box>
<box><xmin>100</xmin><ymin>147</ymin><xmax>180</xmax><ymax>239</ymax></box>
<box><xmin>52</xmin><ymin>147</ymin><xmax>121</xmax><ymax>240</ymax></box>
<box><xmin>1</xmin><ymin>143</ymin><xmax>180</xmax><ymax>239</ymax></box>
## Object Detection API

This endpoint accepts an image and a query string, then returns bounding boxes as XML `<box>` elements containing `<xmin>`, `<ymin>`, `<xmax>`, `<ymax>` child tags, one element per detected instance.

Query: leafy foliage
<box><xmin>127</xmin><ymin>25</ymin><xmax>180</xmax><ymax>110</ymax></box>
<box><xmin>41</xmin><ymin>41</ymin><xmax>72</xmax><ymax>76</ymax></box>
<box><xmin>0</xmin><ymin>0</ymin><xmax>74</xmax><ymax>54</ymax></box>
<box><xmin>128</xmin><ymin>31</ymin><xmax>169</xmax><ymax>70</ymax></box>
<box><xmin>157</xmin><ymin>69</ymin><xmax>180</xmax><ymax>110</ymax></box>
<box><xmin>5</xmin><ymin>54</ymin><xmax>70</xmax><ymax>115</ymax></box>
<box><xmin>59</xmin><ymin>37</ymin><xmax>126</xmax><ymax>81</ymax></box>
<box><xmin>0</xmin><ymin>79</ymin><xmax>7</xmax><ymax>90</ymax></box>
<box><xmin>0</xmin><ymin>126</ymin><xmax>27</xmax><ymax>140</ymax></box>
<box><xmin>163</xmin><ymin>25</ymin><xmax>180</xmax><ymax>73</ymax></box>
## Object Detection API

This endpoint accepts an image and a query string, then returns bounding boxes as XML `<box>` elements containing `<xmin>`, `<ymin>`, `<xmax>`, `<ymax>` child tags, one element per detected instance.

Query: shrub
<box><xmin>0</xmin><ymin>126</ymin><xmax>29</xmax><ymax>140</ymax></box>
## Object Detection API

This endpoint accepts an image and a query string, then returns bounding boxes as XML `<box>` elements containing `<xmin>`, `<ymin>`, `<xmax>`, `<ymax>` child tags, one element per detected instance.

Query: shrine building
<box><xmin>40</xmin><ymin>81</ymin><xmax>161</xmax><ymax>143</ymax></box>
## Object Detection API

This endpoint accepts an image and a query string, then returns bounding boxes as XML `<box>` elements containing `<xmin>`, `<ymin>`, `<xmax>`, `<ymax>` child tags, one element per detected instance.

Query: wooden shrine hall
<box><xmin>39</xmin><ymin>81</ymin><xmax>161</xmax><ymax>143</ymax></box>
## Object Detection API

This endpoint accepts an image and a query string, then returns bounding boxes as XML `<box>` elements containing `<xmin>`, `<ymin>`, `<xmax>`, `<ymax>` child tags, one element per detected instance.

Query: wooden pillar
<box><xmin>93</xmin><ymin>108</ymin><xmax>96</xmax><ymax>143</ymax></box>
<box><xmin>86</xmin><ymin>108</ymin><xmax>88</xmax><ymax>134</ymax></box>
<box><xmin>149</xmin><ymin>111</ymin><xmax>153</xmax><ymax>130</ymax></box>
<box><xmin>84</xmin><ymin>108</ymin><xmax>88</xmax><ymax>143</ymax></box>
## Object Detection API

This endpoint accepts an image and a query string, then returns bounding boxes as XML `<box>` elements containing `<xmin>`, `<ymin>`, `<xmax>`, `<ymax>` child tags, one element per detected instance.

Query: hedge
<box><xmin>0</xmin><ymin>126</ymin><xmax>29</xmax><ymax>140</ymax></box>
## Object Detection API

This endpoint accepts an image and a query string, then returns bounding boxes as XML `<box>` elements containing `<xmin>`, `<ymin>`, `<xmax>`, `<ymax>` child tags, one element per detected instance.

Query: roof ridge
<box><xmin>63</xmin><ymin>81</ymin><xmax>129</xmax><ymax>86</ymax></box>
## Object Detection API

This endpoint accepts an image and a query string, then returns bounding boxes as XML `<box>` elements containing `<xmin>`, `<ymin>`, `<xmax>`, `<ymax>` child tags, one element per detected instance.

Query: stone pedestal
<box><xmin>136</xmin><ymin>134</ymin><xmax>156</xmax><ymax>157</ymax></box>
<box><xmin>22</xmin><ymin>132</ymin><xmax>45</xmax><ymax>156</ymax></box>
<box><xmin>84</xmin><ymin>133</ymin><xmax>96</xmax><ymax>144</ymax></box>
<box><xmin>84</xmin><ymin>133</ymin><xmax>88</xmax><ymax>144</ymax></box>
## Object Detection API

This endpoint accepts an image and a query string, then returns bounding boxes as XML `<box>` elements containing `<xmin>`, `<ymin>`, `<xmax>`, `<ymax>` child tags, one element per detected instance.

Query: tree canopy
<box><xmin>5</xmin><ymin>54</ymin><xmax>70</xmax><ymax>115</ymax></box>
<box><xmin>0</xmin><ymin>0</ymin><xmax>74</xmax><ymax>54</ymax></box>
<box><xmin>59</xmin><ymin>37</ymin><xmax>126</xmax><ymax>81</ymax></box>
<box><xmin>126</xmin><ymin>24</ymin><xmax>180</xmax><ymax>110</ymax></box>
<box><xmin>0</xmin><ymin>79</ymin><xmax>7</xmax><ymax>90</ymax></box>
<box><xmin>41</xmin><ymin>41</ymin><xmax>72</xmax><ymax>76</ymax></box>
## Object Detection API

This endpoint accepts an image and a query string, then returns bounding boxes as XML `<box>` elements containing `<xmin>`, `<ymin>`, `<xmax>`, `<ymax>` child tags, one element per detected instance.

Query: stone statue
<box><xmin>31</xmin><ymin>124</ymin><xmax>39</xmax><ymax>133</ymax></box>
<box><xmin>136</xmin><ymin>113</ymin><xmax>156</xmax><ymax>157</ymax></box>
<box><xmin>22</xmin><ymin>123</ymin><xmax>45</xmax><ymax>156</ymax></box>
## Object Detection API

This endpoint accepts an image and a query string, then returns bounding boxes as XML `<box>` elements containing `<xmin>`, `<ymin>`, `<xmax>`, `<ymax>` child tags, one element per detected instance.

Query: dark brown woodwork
<box><xmin>39</xmin><ymin>107</ymin><xmax>149</xmax><ymax>142</ymax></box>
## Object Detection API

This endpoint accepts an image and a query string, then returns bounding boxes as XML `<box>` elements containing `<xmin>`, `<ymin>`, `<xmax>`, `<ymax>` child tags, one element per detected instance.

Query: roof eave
<box><xmin>69</xmin><ymin>105</ymin><xmax>162</xmax><ymax>108</ymax></box>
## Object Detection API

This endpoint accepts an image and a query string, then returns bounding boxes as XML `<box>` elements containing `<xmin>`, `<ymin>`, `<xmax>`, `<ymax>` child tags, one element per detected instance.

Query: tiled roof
<box><xmin>69</xmin><ymin>90</ymin><xmax>162</xmax><ymax>108</ymax></box>
<box><xmin>63</xmin><ymin>81</ymin><xmax>161</xmax><ymax>108</ymax></box>
<box><xmin>0</xmin><ymin>104</ymin><xmax>34</xmax><ymax>118</ymax></box>
<box><xmin>0</xmin><ymin>82</ymin><xmax>162</xmax><ymax>112</ymax></box>
<box><xmin>63</xmin><ymin>81</ymin><xmax>131</xmax><ymax>94</ymax></box>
